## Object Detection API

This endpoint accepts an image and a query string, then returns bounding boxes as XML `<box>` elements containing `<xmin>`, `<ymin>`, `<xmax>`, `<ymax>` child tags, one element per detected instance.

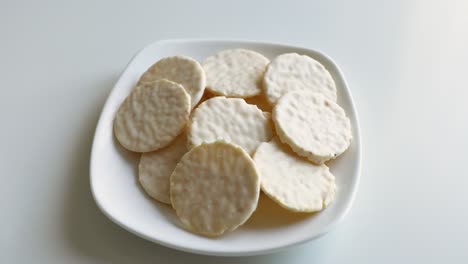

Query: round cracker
<box><xmin>114</xmin><ymin>79</ymin><xmax>190</xmax><ymax>152</ymax></box>
<box><xmin>203</xmin><ymin>49</ymin><xmax>269</xmax><ymax>97</ymax></box>
<box><xmin>254</xmin><ymin>137</ymin><xmax>336</xmax><ymax>212</ymax></box>
<box><xmin>273</xmin><ymin>91</ymin><xmax>352</xmax><ymax>164</ymax></box>
<box><xmin>263</xmin><ymin>53</ymin><xmax>337</xmax><ymax>105</ymax></box>
<box><xmin>170</xmin><ymin>142</ymin><xmax>260</xmax><ymax>236</ymax></box>
<box><xmin>138</xmin><ymin>55</ymin><xmax>206</xmax><ymax>107</ymax></box>
<box><xmin>188</xmin><ymin>97</ymin><xmax>273</xmax><ymax>155</ymax></box>
<box><xmin>138</xmin><ymin>133</ymin><xmax>187</xmax><ymax>204</ymax></box>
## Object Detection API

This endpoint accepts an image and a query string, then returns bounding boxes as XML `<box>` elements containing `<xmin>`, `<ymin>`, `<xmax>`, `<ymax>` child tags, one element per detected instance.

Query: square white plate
<box><xmin>90</xmin><ymin>39</ymin><xmax>361</xmax><ymax>256</ymax></box>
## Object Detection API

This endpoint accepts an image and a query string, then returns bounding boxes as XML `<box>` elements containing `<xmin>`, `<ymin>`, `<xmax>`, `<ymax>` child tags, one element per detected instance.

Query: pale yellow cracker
<box><xmin>263</xmin><ymin>53</ymin><xmax>337</xmax><ymax>105</ymax></box>
<box><xmin>170</xmin><ymin>142</ymin><xmax>260</xmax><ymax>236</ymax></box>
<box><xmin>114</xmin><ymin>79</ymin><xmax>190</xmax><ymax>152</ymax></box>
<box><xmin>188</xmin><ymin>97</ymin><xmax>273</xmax><ymax>155</ymax></box>
<box><xmin>138</xmin><ymin>133</ymin><xmax>187</xmax><ymax>204</ymax></box>
<box><xmin>254</xmin><ymin>137</ymin><xmax>336</xmax><ymax>212</ymax></box>
<box><xmin>203</xmin><ymin>49</ymin><xmax>269</xmax><ymax>97</ymax></box>
<box><xmin>138</xmin><ymin>56</ymin><xmax>206</xmax><ymax>107</ymax></box>
<box><xmin>273</xmin><ymin>91</ymin><xmax>352</xmax><ymax>164</ymax></box>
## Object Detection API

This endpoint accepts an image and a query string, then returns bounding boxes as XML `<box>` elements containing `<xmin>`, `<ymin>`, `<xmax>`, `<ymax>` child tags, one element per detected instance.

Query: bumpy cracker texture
<box><xmin>273</xmin><ymin>91</ymin><xmax>352</xmax><ymax>164</ymax></box>
<box><xmin>188</xmin><ymin>97</ymin><xmax>273</xmax><ymax>155</ymax></box>
<box><xmin>138</xmin><ymin>133</ymin><xmax>187</xmax><ymax>204</ymax></box>
<box><xmin>254</xmin><ymin>137</ymin><xmax>336</xmax><ymax>212</ymax></box>
<box><xmin>170</xmin><ymin>142</ymin><xmax>260</xmax><ymax>236</ymax></box>
<box><xmin>114</xmin><ymin>79</ymin><xmax>190</xmax><ymax>152</ymax></box>
<box><xmin>263</xmin><ymin>53</ymin><xmax>337</xmax><ymax>105</ymax></box>
<box><xmin>203</xmin><ymin>49</ymin><xmax>269</xmax><ymax>97</ymax></box>
<box><xmin>138</xmin><ymin>56</ymin><xmax>206</xmax><ymax>107</ymax></box>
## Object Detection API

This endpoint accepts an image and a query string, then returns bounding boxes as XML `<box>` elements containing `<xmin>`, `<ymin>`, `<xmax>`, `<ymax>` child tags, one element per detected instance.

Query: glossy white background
<box><xmin>1</xmin><ymin>0</ymin><xmax>467</xmax><ymax>263</ymax></box>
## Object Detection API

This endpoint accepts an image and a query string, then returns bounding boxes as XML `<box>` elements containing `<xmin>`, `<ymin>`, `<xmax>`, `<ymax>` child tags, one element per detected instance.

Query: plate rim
<box><xmin>89</xmin><ymin>38</ymin><xmax>362</xmax><ymax>256</ymax></box>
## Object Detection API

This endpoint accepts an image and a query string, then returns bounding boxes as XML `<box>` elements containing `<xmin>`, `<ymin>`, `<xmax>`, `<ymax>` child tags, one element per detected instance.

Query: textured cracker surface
<box><xmin>188</xmin><ymin>97</ymin><xmax>273</xmax><ymax>155</ymax></box>
<box><xmin>114</xmin><ymin>79</ymin><xmax>190</xmax><ymax>152</ymax></box>
<box><xmin>273</xmin><ymin>91</ymin><xmax>352</xmax><ymax>164</ymax></box>
<box><xmin>253</xmin><ymin>138</ymin><xmax>336</xmax><ymax>212</ymax></box>
<box><xmin>263</xmin><ymin>53</ymin><xmax>337</xmax><ymax>105</ymax></box>
<box><xmin>203</xmin><ymin>49</ymin><xmax>269</xmax><ymax>97</ymax></box>
<box><xmin>138</xmin><ymin>133</ymin><xmax>187</xmax><ymax>204</ymax></box>
<box><xmin>170</xmin><ymin>142</ymin><xmax>260</xmax><ymax>236</ymax></box>
<box><xmin>139</xmin><ymin>56</ymin><xmax>206</xmax><ymax>107</ymax></box>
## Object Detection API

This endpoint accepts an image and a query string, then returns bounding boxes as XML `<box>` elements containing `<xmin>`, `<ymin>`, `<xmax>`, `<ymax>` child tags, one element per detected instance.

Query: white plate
<box><xmin>90</xmin><ymin>39</ymin><xmax>361</xmax><ymax>256</ymax></box>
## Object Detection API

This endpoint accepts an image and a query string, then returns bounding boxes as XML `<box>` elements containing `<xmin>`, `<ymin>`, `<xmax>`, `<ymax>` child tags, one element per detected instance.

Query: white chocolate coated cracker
<box><xmin>114</xmin><ymin>79</ymin><xmax>190</xmax><ymax>152</ymax></box>
<box><xmin>273</xmin><ymin>91</ymin><xmax>352</xmax><ymax>164</ymax></box>
<box><xmin>138</xmin><ymin>133</ymin><xmax>187</xmax><ymax>204</ymax></box>
<box><xmin>139</xmin><ymin>56</ymin><xmax>206</xmax><ymax>107</ymax></box>
<box><xmin>188</xmin><ymin>97</ymin><xmax>273</xmax><ymax>155</ymax></box>
<box><xmin>263</xmin><ymin>53</ymin><xmax>337</xmax><ymax>104</ymax></box>
<box><xmin>254</xmin><ymin>137</ymin><xmax>336</xmax><ymax>212</ymax></box>
<box><xmin>170</xmin><ymin>142</ymin><xmax>260</xmax><ymax>236</ymax></box>
<box><xmin>203</xmin><ymin>49</ymin><xmax>269</xmax><ymax>97</ymax></box>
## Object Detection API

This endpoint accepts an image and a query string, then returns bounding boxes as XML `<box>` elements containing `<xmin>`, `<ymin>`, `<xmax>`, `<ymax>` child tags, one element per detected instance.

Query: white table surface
<box><xmin>2</xmin><ymin>0</ymin><xmax>467</xmax><ymax>263</ymax></box>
